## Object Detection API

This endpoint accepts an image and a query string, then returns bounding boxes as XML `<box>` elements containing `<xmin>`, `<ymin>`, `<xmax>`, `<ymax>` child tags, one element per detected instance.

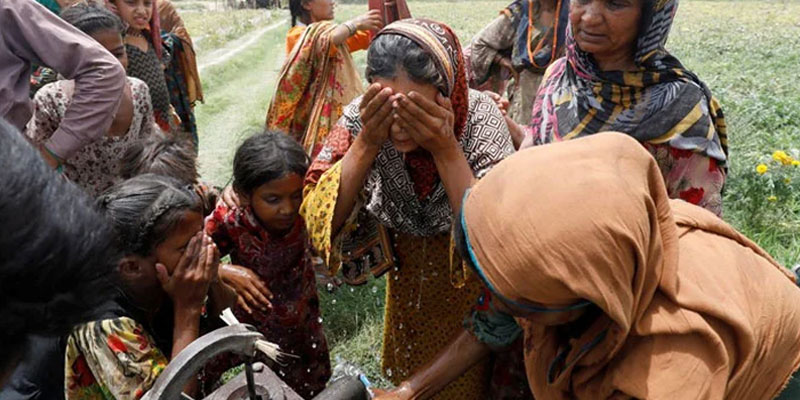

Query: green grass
<box><xmin>185</xmin><ymin>9</ymin><xmax>276</xmax><ymax>57</ymax></box>
<box><xmin>188</xmin><ymin>0</ymin><xmax>800</xmax><ymax>388</ymax></box>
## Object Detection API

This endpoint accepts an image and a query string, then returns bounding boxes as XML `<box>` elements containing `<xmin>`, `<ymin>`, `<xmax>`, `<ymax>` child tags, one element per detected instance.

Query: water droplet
<box><xmin>326</xmin><ymin>282</ymin><xmax>334</xmax><ymax>292</ymax></box>
<box><xmin>307</xmin><ymin>368</ymin><xmax>311</xmax><ymax>373</ymax></box>
<box><xmin>398</xmin><ymin>323</ymin><xmax>404</xmax><ymax>330</ymax></box>
<box><xmin>386</xmin><ymin>368</ymin><xmax>393</xmax><ymax>377</ymax></box>
<box><xmin>317</xmin><ymin>316</ymin><xmax>323</xmax><ymax>323</ymax></box>
<box><xmin>350</xmin><ymin>287</ymin><xmax>355</xmax><ymax>293</ymax></box>
<box><xmin>331</xmin><ymin>299</ymin><xmax>337</xmax><ymax>305</ymax></box>
<box><xmin>312</xmin><ymin>343</ymin><xmax>318</xmax><ymax>349</ymax></box>
<box><xmin>279</xmin><ymin>370</ymin><xmax>286</xmax><ymax>377</ymax></box>
<box><xmin>393</xmin><ymin>275</ymin><xmax>399</xmax><ymax>281</ymax></box>
<box><xmin>371</xmin><ymin>286</ymin><xmax>378</xmax><ymax>294</ymax></box>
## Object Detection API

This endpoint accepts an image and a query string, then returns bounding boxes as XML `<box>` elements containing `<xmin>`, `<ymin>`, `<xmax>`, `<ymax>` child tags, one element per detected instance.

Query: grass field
<box><xmin>187</xmin><ymin>0</ymin><xmax>800</xmax><ymax>387</ymax></box>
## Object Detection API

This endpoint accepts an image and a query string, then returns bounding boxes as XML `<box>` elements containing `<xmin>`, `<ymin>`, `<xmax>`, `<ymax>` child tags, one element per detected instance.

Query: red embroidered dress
<box><xmin>202</xmin><ymin>203</ymin><xmax>331</xmax><ymax>398</ymax></box>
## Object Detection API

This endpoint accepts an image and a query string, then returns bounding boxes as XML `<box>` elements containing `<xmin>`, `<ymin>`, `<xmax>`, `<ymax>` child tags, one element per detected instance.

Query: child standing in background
<box><xmin>108</xmin><ymin>0</ymin><xmax>178</xmax><ymax>133</ymax></box>
<box><xmin>202</xmin><ymin>132</ymin><xmax>330</xmax><ymax>399</ymax></box>
<box><xmin>26</xmin><ymin>3</ymin><xmax>157</xmax><ymax>197</ymax></box>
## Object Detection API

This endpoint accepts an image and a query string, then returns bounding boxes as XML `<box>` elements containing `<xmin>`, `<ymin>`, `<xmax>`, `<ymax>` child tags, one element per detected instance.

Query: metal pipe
<box><xmin>245</xmin><ymin>360</ymin><xmax>261</xmax><ymax>400</ymax></box>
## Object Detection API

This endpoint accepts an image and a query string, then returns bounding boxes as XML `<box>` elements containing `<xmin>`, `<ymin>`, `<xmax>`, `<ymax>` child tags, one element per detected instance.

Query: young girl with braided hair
<box><xmin>26</xmin><ymin>2</ymin><xmax>158</xmax><ymax>197</ymax></box>
<box><xmin>64</xmin><ymin>174</ymin><xmax>234</xmax><ymax>400</ymax></box>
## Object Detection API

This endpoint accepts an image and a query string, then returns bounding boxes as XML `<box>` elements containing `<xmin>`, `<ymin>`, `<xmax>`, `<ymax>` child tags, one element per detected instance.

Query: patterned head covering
<box><xmin>372</xmin><ymin>18</ymin><xmax>470</xmax><ymax>199</ymax></box>
<box><xmin>527</xmin><ymin>0</ymin><xmax>727</xmax><ymax>164</ymax></box>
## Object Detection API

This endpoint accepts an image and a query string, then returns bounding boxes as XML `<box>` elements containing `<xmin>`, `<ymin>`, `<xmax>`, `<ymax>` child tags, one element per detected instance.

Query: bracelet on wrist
<box><xmin>344</xmin><ymin>21</ymin><xmax>357</xmax><ymax>36</ymax></box>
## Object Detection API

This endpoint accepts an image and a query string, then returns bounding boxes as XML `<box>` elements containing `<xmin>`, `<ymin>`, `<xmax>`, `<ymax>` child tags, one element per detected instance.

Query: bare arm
<box><xmin>329</xmin><ymin>84</ymin><xmax>397</xmax><ymax>235</ymax></box>
<box><xmin>330</xmin><ymin>10</ymin><xmax>383</xmax><ymax>47</ymax></box>
<box><xmin>331</xmin><ymin>134</ymin><xmax>382</xmax><ymax>234</ymax></box>
<box><xmin>375</xmin><ymin>330</ymin><xmax>491</xmax><ymax>400</ymax></box>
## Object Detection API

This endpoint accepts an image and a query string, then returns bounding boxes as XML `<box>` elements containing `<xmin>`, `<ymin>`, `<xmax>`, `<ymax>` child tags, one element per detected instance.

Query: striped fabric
<box><xmin>525</xmin><ymin>0</ymin><xmax>728</xmax><ymax>165</ymax></box>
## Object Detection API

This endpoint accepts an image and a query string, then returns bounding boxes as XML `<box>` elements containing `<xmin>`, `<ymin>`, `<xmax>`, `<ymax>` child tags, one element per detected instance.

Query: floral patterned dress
<box><xmin>65</xmin><ymin>316</ymin><xmax>168</xmax><ymax>400</ymax></box>
<box><xmin>202</xmin><ymin>203</ymin><xmax>331</xmax><ymax>399</ymax></box>
<box><xmin>25</xmin><ymin>77</ymin><xmax>157</xmax><ymax>197</ymax></box>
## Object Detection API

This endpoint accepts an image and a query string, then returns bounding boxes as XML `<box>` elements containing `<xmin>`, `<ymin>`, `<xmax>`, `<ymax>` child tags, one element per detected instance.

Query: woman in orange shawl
<box><xmin>266</xmin><ymin>0</ymin><xmax>392</xmax><ymax>156</ymax></box>
<box><xmin>377</xmin><ymin>132</ymin><xmax>800</xmax><ymax>399</ymax></box>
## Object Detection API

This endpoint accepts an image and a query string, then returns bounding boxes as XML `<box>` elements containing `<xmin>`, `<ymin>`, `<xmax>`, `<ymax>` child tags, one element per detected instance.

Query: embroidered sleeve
<box><xmin>463</xmin><ymin>288</ymin><xmax>522</xmax><ymax>350</ymax></box>
<box><xmin>644</xmin><ymin>143</ymin><xmax>725</xmax><ymax>217</ymax></box>
<box><xmin>65</xmin><ymin>317</ymin><xmax>167</xmax><ymax>400</ymax></box>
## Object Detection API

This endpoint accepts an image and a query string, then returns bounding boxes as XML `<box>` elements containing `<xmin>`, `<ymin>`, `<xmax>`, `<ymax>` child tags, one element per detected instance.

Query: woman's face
<box><xmin>569</xmin><ymin>0</ymin><xmax>642</xmax><ymax>69</ymax></box>
<box><xmin>114</xmin><ymin>0</ymin><xmax>153</xmax><ymax>31</ymax></box>
<box><xmin>92</xmin><ymin>30</ymin><xmax>128</xmax><ymax>70</ymax></box>
<box><xmin>304</xmin><ymin>0</ymin><xmax>335</xmax><ymax>23</ymax></box>
<box><xmin>374</xmin><ymin>70</ymin><xmax>441</xmax><ymax>153</ymax></box>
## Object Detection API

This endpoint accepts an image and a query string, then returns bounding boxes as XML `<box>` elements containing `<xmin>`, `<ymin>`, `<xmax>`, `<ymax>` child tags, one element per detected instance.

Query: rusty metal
<box><xmin>140</xmin><ymin>324</ymin><xmax>370</xmax><ymax>400</ymax></box>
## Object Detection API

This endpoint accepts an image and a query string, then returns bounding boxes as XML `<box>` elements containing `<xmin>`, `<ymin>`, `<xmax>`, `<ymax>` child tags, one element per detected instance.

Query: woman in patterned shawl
<box><xmin>301</xmin><ymin>19</ymin><xmax>514</xmax><ymax>399</ymax></box>
<box><xmin>504</xmin><ymin>0</ymin><xmax>728</xmax><ymax>216</ymax></box>
<box><xmin>265</xmin><ymin>0</ymin><xmax>388</xmax><ymax>156</ymax></box>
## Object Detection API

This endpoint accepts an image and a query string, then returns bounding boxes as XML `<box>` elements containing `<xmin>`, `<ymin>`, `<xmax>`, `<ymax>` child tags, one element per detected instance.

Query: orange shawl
<box><xmin>266</xmin><ymin>21</ymin><xmax>363</xmax><ymax>156</ymax></box>
<box><xmin>462</xmin><ymin>132</ymin><xmax>800</xmax><ymax>399</ymax></box>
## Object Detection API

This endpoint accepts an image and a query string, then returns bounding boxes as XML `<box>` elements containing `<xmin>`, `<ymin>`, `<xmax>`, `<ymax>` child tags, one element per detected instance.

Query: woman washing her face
<box><xmin>301</xmin><ymin>19</ymin><xmax>514</xmax><ymax>399</ymax></box>
<box><xmin>375</xmin><ymin>133</ymin><xmax>800</xmax><ymax>400</ymax></box>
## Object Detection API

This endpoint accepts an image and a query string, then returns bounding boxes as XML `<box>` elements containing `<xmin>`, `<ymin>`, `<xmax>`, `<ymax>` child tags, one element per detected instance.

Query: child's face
<box><xmin>120</xmin><ymin>210</ymin><xmax>204</xmax><ymax>307</ymax></box>
<box><xmin>92</xmin><ymin>30</ymin><xmax>128</xmax><ymax>70</ymax></box>
<box><xmin>244</xmin><ymin>173</ymin><xmax>304</xmax><ymax>235</ymax></box>
<box><xmin>153</xmin><ymin>210</ymin><xmax>205</xmax><ymax>274</ymax></box>
<box><xmin>114</xmin><ymin>0</ymin><xmax>152</xmax><ymax>31</ymax></box>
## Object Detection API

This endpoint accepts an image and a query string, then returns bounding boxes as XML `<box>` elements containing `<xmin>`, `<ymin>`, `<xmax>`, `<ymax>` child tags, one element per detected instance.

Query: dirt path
<box><xmin>194</xmin><ymin>19</ymin><xmax>287</xmax><ymax>186</ymax></box>
<box><xmin>197</xmin><ymin>14</ymin><xmax>287</xmax><ymax>74</ymax></box>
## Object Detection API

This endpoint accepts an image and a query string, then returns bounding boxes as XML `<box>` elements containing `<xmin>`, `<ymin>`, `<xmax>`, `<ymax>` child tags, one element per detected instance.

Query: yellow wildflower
<box><xmin>793</xmin><ymin>160</ymin><xmax>800</xmax><ymax>166</ymax></box>
<box><xmin>772</xmin><ymin>150</ymin><xmax>794</xmax><ymax>166</ymax></box>
<box><xmin>768</xmin><ymin>195</ymin><xmax>778</xmax><ymax>202</ymax></box>
<box><xmin>756</xmin><ymin>164</ymin><xmax>768</xmax><ymax>175</ymax></box>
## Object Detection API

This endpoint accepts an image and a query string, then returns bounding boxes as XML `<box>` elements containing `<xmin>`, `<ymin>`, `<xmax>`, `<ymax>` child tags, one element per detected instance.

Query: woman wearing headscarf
<box><xmin>265</xmin><ymin>0</ymin><xmax>388</xmax><ymax>156</ymax></box>
<box><xmin>376</xmin><ymin>132</ymin><xmax>800</xmax><ymax>400</ymax></box>
<box><xmin>301</xmin><ymin>19</ymin><xmax>515</xmax><ymax>399</ymax></box>
<box><xmin>504</xmin><ymin>0</ymin><xmax>727</xmax><ymax>216</ymax></box>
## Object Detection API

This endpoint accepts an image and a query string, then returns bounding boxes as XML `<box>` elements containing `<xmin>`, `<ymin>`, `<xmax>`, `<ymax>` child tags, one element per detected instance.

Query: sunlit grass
<box><xmin>187</xmin><ymin>0</ymin><xmax>800</xmax><ymax>387</ymax></box>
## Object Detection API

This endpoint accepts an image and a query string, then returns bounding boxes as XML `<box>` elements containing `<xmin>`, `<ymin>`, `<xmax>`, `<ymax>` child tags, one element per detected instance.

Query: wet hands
<box><xmin>393</xmin><ymin>91</ymin><xmax>458</xmax><ymax>156</ymax></box>
<box><xmin>220</xmin><ymin>264</ymin><xmax>274</xmax><ymax>314</ymax></box>
<box><xmin>156</xmin><ymin>232</ymin><xmax>220</xmax><ymax>313</ymax></box>
<box><xmin>370</xmin><ymin>383</ymin><xmax>415</xmax><ymax>400</ymax></box>
<box><xmin>358</xmin><ymin>83</ymin><xmax>400</xmax><ymax>149</ymax></box>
